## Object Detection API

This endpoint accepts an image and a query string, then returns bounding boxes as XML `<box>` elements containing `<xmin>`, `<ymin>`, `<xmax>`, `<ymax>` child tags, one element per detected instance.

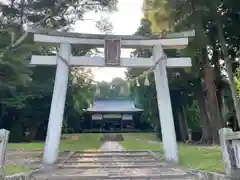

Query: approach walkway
<box><xmin>32</xmin><ymin>141</ymin><xmax>196</xmax><ymax>179</ymax></box>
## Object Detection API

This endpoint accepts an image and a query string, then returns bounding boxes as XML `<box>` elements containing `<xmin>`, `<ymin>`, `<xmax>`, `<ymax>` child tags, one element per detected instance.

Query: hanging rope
<box><xmin>55</xmin><ymin>48</ymin><xmax>168</xmax><ymax>98</ymax></box>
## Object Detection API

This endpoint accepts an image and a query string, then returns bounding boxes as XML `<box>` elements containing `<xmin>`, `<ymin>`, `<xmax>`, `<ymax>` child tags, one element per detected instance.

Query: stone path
<box><xmin>32</xmin><ymin>141</ymin><xmax>196</xmax><ymax>179</ymax></box>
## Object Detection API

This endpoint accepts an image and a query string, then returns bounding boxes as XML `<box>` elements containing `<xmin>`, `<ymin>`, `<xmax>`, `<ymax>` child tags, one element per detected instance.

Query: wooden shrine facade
<box><xmin>84</xmin><ymin>99</ymin><xmax>143</xmax><ymax>132</ymax></box>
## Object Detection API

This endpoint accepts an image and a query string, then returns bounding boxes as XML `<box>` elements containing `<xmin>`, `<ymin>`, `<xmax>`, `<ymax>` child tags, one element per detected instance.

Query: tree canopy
<box><xmin>1</xmin><ymin>0</ymin><xmax>240</xmax><ymax>144</ymax></box>
<box><xmin>0</xmin><ymin>0</ymin><xmax>118</xmax><ymax>141</ymax></box>
<box><xmin>126</xmin><ymin>0</ymin><xmax>240</xmax><ymax>143</ymax></box>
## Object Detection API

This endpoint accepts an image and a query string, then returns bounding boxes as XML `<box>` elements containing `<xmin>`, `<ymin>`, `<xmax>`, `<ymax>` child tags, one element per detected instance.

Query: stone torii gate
<box><xmin>28</xmin><ymin>27</ymin><xmax>194</xmax><ymax>165</ymax></box>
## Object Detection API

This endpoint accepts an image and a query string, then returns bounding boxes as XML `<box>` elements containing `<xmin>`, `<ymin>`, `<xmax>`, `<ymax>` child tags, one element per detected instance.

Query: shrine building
<box><xmin>83</xmin><ymin>98</ymin><xmax>143</xmax><ymax>132</ymax></box>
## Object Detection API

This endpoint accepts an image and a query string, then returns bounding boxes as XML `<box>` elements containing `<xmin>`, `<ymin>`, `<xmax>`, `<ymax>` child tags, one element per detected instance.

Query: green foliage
<box><xmin>95</xmin><ymin>77</ymin><xmax>130</xmax><ymax>99</ymax></box>
<box><xmin>137</xmin><ymin>0</ymin><xmax>240</xmax><ymax>141</ymax></box>
<box><xmin>9</xmin><ymin>123</ymin><xmax>24</xmax><ymax>142</ymax></box>
<box><xmin>127</xmin><ymin>19</ymin><xmax>160</xmax><ymax>130</ymax></box>
<box><xmin>0</xmin><ymin>0</ymin><xmax>118</xmax><ymax>142</ymax></box>
<box><xmin>186</xmin><ymin>100</ymin><xmax>201</xmax><ymax>131</ymax></box>
<box><xmin>234</xmin><ymin>76</ymin><xmax>240</xmax><ymax>99</ymax></box>
<box><xmin>142</xmin><ymin>0</ymin><xmax>172</xmax><ymax>33</ymax></box>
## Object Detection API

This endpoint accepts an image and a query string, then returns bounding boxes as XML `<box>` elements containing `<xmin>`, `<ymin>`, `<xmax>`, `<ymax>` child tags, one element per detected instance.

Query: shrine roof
<box><xmin>86</xmin><ymin>99</ymin><xmax>143</xmax><ymax>113</ymax></box>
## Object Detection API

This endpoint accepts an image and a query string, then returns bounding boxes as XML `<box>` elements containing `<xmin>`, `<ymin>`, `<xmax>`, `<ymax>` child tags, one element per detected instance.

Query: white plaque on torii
<box><xmin>104</xmin><ymin>37</ymin><xmax>121</xmax><ymax>66</ymax></box>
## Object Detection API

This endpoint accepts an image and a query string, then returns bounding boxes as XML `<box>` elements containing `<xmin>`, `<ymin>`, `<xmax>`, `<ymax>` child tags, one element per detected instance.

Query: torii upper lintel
<box><xmin>27</xmin><ymin>26</ymin><xmax>194</xmax><ymax>49</ymax></box>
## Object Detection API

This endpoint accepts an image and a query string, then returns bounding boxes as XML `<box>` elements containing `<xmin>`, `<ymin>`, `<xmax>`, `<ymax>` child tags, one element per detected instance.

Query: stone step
<box><xmin>69</xmin><ymin>156</ymin><xmax>155</xmax><ymax>161</ymax></box>
<box><xmin>71</xmin><ymin>154</ymin><xmax>152</xmax><ymax>158</ymax></box>
<box><xmin>60</xmin><ymin>163</ymin><xmax>165</xmax><ymax>168</ymax></box>
<box><xmin>34</xmin><ymin>174</ymin><xmax>194</xmax><ymax>180</ymax></box>
<box><xmin>65</xmin><ymin>159</ymin><xmax>158</xmax><ymax>163</ymax></box>
<box><xmin>74</xmin><ymin>150</ymin><xmax>161</xmax><ymax>153</ymax></box>
<box><xmin>30</xmin><ymin>142</ymin><xmax>194</xmax><ymax>180</ymax></box>
<box><xmin>73</xmin><ymin>152</ymin><xmax>150</xmax><ymax>156</ymax></box>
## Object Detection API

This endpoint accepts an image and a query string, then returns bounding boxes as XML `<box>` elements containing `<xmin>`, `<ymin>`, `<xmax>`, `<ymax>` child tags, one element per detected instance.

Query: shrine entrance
<box><xmin>85</xmin><ymin>99</ymin><xmax>142</xmax><ymax>132</ymax></box>
<box><xmin>28</xmin><ymin>27</ymin><xmax>194</xmax><ymax>165</ymax></box>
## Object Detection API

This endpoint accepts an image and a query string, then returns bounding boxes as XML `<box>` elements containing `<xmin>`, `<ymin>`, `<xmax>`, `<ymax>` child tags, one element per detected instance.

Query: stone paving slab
<box><xmin>31</xmin><ymin>141</ymin><xmax>196</xmax><ymax>180</ymax></box>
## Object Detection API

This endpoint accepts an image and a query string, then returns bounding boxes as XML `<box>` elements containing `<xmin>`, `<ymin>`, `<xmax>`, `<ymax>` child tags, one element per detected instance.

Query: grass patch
<box><xmin>121</xmin><ymin>133</ymin><xmax>158</xmax><ymax>141</ymax></box>
<box><xmin>120</xmin><ymin>133</ymin><xmax>224</xmax><ymax>173</ymax></box>
<box><xmin>59</xmin><ymin>133</ymin><xmax>103</xmax><ymax>151</ymax></box>
<box><xmin>4</xmin><ymin>166</ymin><xmax>32</xmax><ymax>176</ymax></box>
<box><xmin>120</xmin><ymin>133</ymin><xmax>163</xmax><ymax>152</ymax></box>
<box><xmin>121</xmin><ymin>140</ymin><xmax>163</xmax><ymax>152</ymax></box>
<box><xmin>178</xmin><ymin>144</ymin><xmax>223</xmax><ymax>173</ymax></box>
<box><xmin>8</xmin><ymin>133</ymin><xmax>103</xmax><ymax>151</ymax></box>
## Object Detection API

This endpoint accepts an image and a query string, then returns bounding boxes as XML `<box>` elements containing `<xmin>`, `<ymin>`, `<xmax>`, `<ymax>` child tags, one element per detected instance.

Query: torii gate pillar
<box><xmin>153</xmin><ymin>44</ymin><xmax>178</xmax><ymax>163</ymax></box>
<box><xmin>43</xmin><ymin>43</ymin><xmax>70</xmax><ymax>164</ymax></box>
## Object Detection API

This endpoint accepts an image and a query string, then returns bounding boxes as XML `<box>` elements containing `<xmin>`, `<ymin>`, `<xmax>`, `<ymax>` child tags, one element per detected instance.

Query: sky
<box><xmin>74</xmin><ymin>0</ymin><xmax>143</xmax><ymax>82</ymax></box>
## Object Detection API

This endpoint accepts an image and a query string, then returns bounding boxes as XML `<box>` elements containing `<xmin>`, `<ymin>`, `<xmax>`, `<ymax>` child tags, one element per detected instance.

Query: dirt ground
<box><xmin>5</xmin><ymin>150</ymin><xmax>70</xmax><ymax>168</ymax></box>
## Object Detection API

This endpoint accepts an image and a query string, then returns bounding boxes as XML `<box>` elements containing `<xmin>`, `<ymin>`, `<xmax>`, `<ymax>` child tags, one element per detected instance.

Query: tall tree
<box><xmin>0</xmin><ymin>0</ymin><xmax>118</xmax><ymax>141</ymax></box>
<box><xmin>139</xmin><ymin>0</ymin><xmax>240</xmax><ymax>142</ymax></box>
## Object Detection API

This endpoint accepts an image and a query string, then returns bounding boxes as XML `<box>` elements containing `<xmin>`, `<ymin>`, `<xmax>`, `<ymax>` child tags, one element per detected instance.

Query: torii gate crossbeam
<box><xmin>28</xmin><ymin>27</ymin><xmax>194</xmax><ymax>165</ymax></box>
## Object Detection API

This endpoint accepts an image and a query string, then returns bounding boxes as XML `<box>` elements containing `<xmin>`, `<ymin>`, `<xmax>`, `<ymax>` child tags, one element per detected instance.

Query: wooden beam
<box><xmin>121</xmin><ymin>57</ymin><xmax>153</xmax><ymax>67</ymax></box>
<box><xmin>33</xmin><ymin>34</ymin><xmax>188</xmax><ymax>49</ymax></box>
<box><xmin>71</xmin><ymin>56</ymin><xmax>105</xmax><ymax>66</ymax></box>
<box><xmin>121</xmin><ymin>57</ymin><xmax>191</xmax><ymax>67</ymax></box>
<box><xmin>28</xmin><ymin>27</ymin><xmax>189</xmax><ymax>49</ymax></box>
<box><xmin>166</xmin><ymin>58</ymin><xmax>191</xmax><ymax>67</ymax></box>
<box><xmin>28</xmin><ymin>26</ymin><xmax>192</xmax><ymax>40</ymax></box>
<box><xmin>30</xmin><ymin>56</ymin><xmax>57</xmax><ymax>66</ymax></box>
<box><xmin>30</xmin><ymin>56</ymin><xmax>192</xmax><ymax>68</ymax></box>
<box><xmin>165</xmin><ymin>30</ymin><xmax>195</xmax><ymax>38</ymax></box>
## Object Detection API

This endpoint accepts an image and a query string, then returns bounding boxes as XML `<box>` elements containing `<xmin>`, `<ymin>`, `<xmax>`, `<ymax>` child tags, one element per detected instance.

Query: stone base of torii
<box><xmin>27</xmin><ymin>27</ymin><xmax>195</xmax><ymax>165</ymax></box>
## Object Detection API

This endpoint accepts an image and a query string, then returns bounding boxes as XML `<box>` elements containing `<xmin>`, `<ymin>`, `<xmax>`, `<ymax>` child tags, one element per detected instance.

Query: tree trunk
<box><xmin>181</xmin><ymin>105</ymin><xmax>189</xmax><ymax>140</ymax></box>
<box><xmin>203</xmin><ymin>65</ymin><xmax>223</xmax><ymax>144</ymax></box>
<box><xmin>212</xmin><ymin>46</ymin><xmax>225</xmax><ymax>121</ymax></box>
<box><xmin>29</xmin><ymin>127</ymin><xmax>38</xmax><ymax>140</ymax></box>
<box><xmin>196</xmin><ymin>83</ymin><xmax>213</xmax><ymax>144</ymax></box>
<box><xmin>215</xmin><ymin>18</ymin><xmax>240</xmax><ymax>128</ymax></box>
<box><xmin>177</xmin><ymin>106</ymin><xmax>189</xmax><ymax>141</ymax></box>
<box><xmin>177</xmin><ymin>109</ymin><xmax>185</xmax><ymax>141</ymax></box>
<box><xmin>25</xmin><ymin>127</ymin><xmax>38</xmax><ymax>141</ymax></box>
<box><xmin>0</xmin><ymin>106</ymin><xmax>6</xmax><ymax>126</ymax></box>
<box><xmin>221</xmin><ymin>91</ymin><xmax>229</xmax><ymax>120</ymax></box>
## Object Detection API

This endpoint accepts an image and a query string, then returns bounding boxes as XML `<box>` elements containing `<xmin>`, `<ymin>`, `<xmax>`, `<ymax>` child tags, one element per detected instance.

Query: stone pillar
<box><xmin>0</xmin><ymin>129</ymin><xmax>9</xmax><ymax>175</ymax></box>
<box><xmin>188</xmin><ymin>128</ymin><xmax>192</xmax><ymax>141</ymax></box>
<box><xmin>43</xmin><ymin>43</ymin><xmax>71</xmax><ymax>165</ymax></box>
<box><xmin>219</xmin><ymin>128</ymin><xmax>234</xmax><ymax>175</ymax></box>
<box><xmin>153</xmin><ymin>44</ymin><xmax>178</xmax><ymax>163</ymax></box>
<box><xmin>121</xmin><ymin>115</ymin><xmax>123</xmax><ymax>131</ymax></box>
